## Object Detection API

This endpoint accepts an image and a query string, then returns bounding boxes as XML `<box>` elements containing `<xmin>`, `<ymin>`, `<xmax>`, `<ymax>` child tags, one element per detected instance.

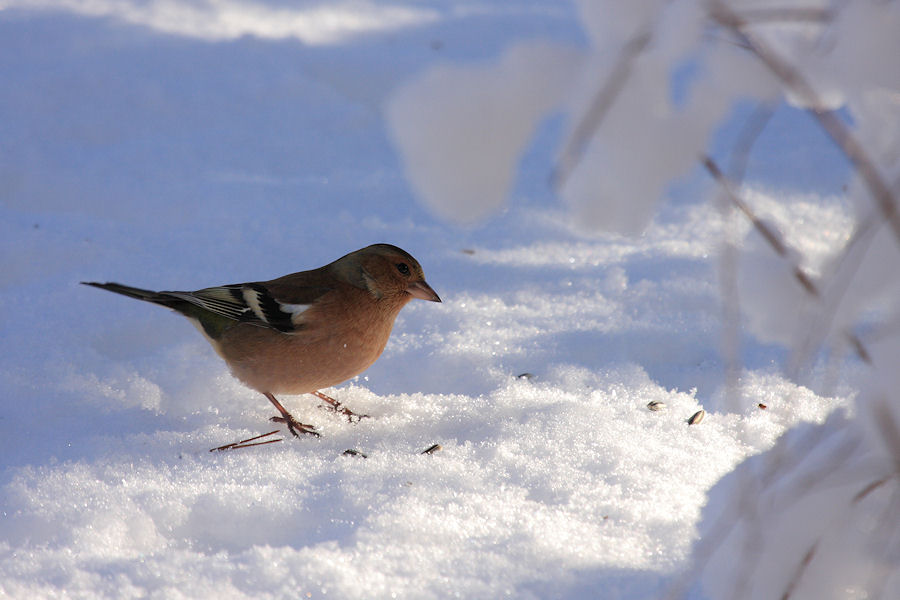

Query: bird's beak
<box><xmin>407</xmin><ymin>280</ymin><xmax>441</xmax><ymax>302</ymax></box>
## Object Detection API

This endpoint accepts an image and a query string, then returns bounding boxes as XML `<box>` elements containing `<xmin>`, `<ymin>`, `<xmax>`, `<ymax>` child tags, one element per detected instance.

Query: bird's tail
<box><xmin>81</xmin><ymin>281</ymin><xmax>174</xmax><ymax>306</ymax></box>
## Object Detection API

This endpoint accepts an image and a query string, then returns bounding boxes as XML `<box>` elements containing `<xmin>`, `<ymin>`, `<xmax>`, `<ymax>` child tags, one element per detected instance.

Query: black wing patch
<box><xmin>240</xmin><ymin>283</ymin><xmax>297</xmax><ymax>332</ymax></box>
<box><xmin>160</xmin><ymin>284</ymin><xmax>309</xmax><ymax>333</ymax></box>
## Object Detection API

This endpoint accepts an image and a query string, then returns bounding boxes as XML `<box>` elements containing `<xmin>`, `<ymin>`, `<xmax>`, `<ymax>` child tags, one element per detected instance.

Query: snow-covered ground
<box><xmin>1</xmin><ymin>1</ymin><xmax>890</xmax><ymax>598</ymax></box>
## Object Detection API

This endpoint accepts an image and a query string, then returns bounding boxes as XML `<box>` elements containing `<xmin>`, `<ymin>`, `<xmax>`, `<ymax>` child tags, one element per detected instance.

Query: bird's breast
<box><xmin>217</xmin><ymin>304</ymin><xmax>400</xmax><ymax>395</ymax></box>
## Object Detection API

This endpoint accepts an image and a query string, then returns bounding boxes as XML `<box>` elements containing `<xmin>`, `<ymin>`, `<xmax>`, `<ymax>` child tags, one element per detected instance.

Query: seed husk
<box><xmin>688</xmin><ymin>409</ymin><xmax>706</xmax><ymax>425</ymax></box>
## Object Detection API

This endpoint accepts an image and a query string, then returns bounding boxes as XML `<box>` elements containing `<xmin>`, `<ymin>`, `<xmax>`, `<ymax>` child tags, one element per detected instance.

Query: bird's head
<box><xmin>336</xmin><ymin>244</ymin><xmax>441</xmax><ymax>304</ymax></box>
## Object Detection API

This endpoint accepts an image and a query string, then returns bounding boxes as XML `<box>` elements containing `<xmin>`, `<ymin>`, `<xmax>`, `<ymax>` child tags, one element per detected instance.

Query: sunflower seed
<box><xmin>647</xmin><ymin>400</ymin><xmax>666</xmax><ymax>412</ymax></box>
<box><xmin>687</xmin><ymin>409</ymin><xmax>706</xmax><ymax>425</ymax></box>
<box><xmin>421</xmin><ymin>443</ymin><xmax>442</xmax><ymax>455</ymax></box>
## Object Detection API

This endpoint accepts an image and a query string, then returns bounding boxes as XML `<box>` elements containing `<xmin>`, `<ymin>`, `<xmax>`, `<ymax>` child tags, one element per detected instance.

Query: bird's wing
<box><xmin>162</xmin><ymin>283</ymin><xmax>332</xmax><ymax>333</ymax></box>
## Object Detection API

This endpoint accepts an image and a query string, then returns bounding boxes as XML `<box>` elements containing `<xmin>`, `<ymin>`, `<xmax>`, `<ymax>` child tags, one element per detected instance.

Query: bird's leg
<box><xmin>311</xmin><ymin>390</ymin><xmax>370</xmax><ymax>422</ymax></box>
<box><xmin>264</xmin><ymin>392</ymin><xmax>320</xmax><ymax>437</ymax></box>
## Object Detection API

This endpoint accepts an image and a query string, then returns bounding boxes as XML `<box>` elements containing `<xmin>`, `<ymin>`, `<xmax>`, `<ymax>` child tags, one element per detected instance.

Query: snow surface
<box><xmin>0</xmin><ymin>1</ymin><xmax>879</xmax><ymax>598</ymax></box>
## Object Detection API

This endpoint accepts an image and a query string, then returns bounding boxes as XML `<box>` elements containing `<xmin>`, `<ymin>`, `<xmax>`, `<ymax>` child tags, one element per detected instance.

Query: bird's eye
<box><xmin>396</xmin><ymin>263</ymin><xmax>411</xmax><ymax>276</ymax></box>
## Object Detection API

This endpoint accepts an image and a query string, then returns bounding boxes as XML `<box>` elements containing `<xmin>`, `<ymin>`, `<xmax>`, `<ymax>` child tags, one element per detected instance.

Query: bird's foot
<box><xmin>270</xmin><ymin>414</ymin><xmax>320</xmax><ymax>437</ymax></box>
<box><xmin>311</xmin><ymin>390</ymin><xmax>370</xmax><ymax>423</ymax></box>
<box><xmin>263</xmin><ymin>392</ymin><xmax>320</xmax><ymax>438</ymax></box>
<box><xmin>210</xmin><ymin>430</ymin><xmax>283</xmax><ymax>452</ymax></box>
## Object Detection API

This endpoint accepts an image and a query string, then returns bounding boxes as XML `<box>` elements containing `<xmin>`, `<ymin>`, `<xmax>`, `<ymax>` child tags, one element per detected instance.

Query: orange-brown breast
<box><xmin>218</xmin><ymin>283</ymin><xmax>411</xmax><ymax>395</ymax></box>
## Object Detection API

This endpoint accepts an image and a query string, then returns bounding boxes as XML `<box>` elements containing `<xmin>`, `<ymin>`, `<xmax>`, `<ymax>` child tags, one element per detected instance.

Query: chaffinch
<box><xmin>83</xmin><ymin>244</ymin><xmax>441</xmax><ymax>437</ymax></box>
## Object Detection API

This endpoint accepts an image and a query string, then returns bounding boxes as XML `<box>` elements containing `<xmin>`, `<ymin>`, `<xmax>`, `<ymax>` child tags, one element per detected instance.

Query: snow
<box><xmin>386</xmin><ymin>41</ymin><xmax>583</xmax><ymax>224</ymax></box>
<box><xmin>1</xmin><ymin>1</ymin><xmax>896</xmax><ymax>599</ymax></box>
<box><xmin>695</xmin><ymin>406</ymin><xmax>900</xmax><ymax>600</ymax></box>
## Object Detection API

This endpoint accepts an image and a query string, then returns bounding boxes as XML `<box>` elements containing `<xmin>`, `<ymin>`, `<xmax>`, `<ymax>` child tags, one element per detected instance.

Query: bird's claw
<box><xmin>321</xmin><ymin>402</ymin><xmax>370</xmax><ymax>423</ymax></box>
<box><xmin>311</xmin><ymin>390</ymin><xmax>369</xmax><ymax>423</ymax></box>
<box><xmin>270</xmin><ymin>415</ymin><xmax>320</xmax><ymax>437</ymax></box>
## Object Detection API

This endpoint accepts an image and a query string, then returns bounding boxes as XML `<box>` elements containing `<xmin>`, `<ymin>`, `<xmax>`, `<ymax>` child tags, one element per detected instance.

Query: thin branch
<box><xmin>703</xmin><ymin>0</ymin><xmax>894</xmax><ymax>370</ymax></box>
<box><xmin>708</xmin><ymin>0</ymin><xmax>900</xmax><ymax>245</ymax></box>
<box><xmin>553</xmin><ymin>26</ymin><xmax>654</xmax><ymax>188</ymax></box>
<box><xmin>702</xmin><ymin>155</ymin><xmax>819</xmax><ymax>296</ymax></box>
<box><xmin>846</xmin><ymin>331</ymin><xmax>873</xmax><ymax>365</ymax></box>
<box><xmin>853</xmin><ymin>477</ymin><xmax>889</xmax><ymax>504</ymax></box>
<box><xmin>210</xmin><ymin>430</ymin><xmax>283</xmax><ymax>452</ymax></box>
<box><xmin>780</xmin><ymin>542</ymin><xmax>819</xmax><ymax>600</ymax></box>
<box><xmin>789</xmin><ymin>206</ymin><xmax>882</xmax><ymax>370</ymax></box>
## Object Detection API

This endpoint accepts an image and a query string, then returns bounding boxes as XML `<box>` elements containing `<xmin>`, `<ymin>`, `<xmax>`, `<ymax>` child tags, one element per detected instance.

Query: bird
<box><xmin>82</xmin><ymin>243</ymin><xmax>441</xmax><ymax>438</ymax></box>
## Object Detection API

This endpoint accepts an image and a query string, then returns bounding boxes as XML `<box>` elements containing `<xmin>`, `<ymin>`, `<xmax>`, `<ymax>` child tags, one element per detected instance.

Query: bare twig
<box><xmin>702</xmin><ymin>2</ymin><xmax>891</xmax><ymax>374</ymax></box>
<box><xmin>853</xmin><ymin>477</ymin><xmax>889</xmax><ymax>504</ymax></box>
<box><xmin>210</xmin><ymin>430</ymin><xmax>283</xmax><ymax>452</ymax></box>
<box><xmin>667</xmin><ymin>5</ymin><xmax>899</xmax><ymax>597</ymax></box>
<box><xmin>553</xmin><ymin>26</ymin><xmax>654</xmax><ymax>188</ymax></box>
<box><xmin>781</xmin><ymin>542</ymin><xmax>819</xmax><ymax>600</ymax></box>
<box><xmin>789</xmin><ymin>206</ymin><xmax>882</xmax><ymax>370</ymax></box>
<box><xmin>708</xmin><ymin>1</ymin><xmax>900</xmax><ymax>244</ymax></box>
<box><xmin>556</xmin><ymin>2</ymin><xmax>834</xmax><ymax>190</ymax></box>
<box><xmin>711</xmin><ymin>0</ymin><xmax>899</xmax><ymax>368</ymax></box>
<box><xmin>705</xmin><ymin>137</ymin><xmax>878</xmax><ymax>369</ymax></box>
<box><xmin>703</xmin><ymin>155</ymin><xmax>819</xmax><ymax>296</ymax></box>
<box><xmin>846</xmin><ymin>331</ymin><xmax>873</xmax><ymax>365</ymax></box>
